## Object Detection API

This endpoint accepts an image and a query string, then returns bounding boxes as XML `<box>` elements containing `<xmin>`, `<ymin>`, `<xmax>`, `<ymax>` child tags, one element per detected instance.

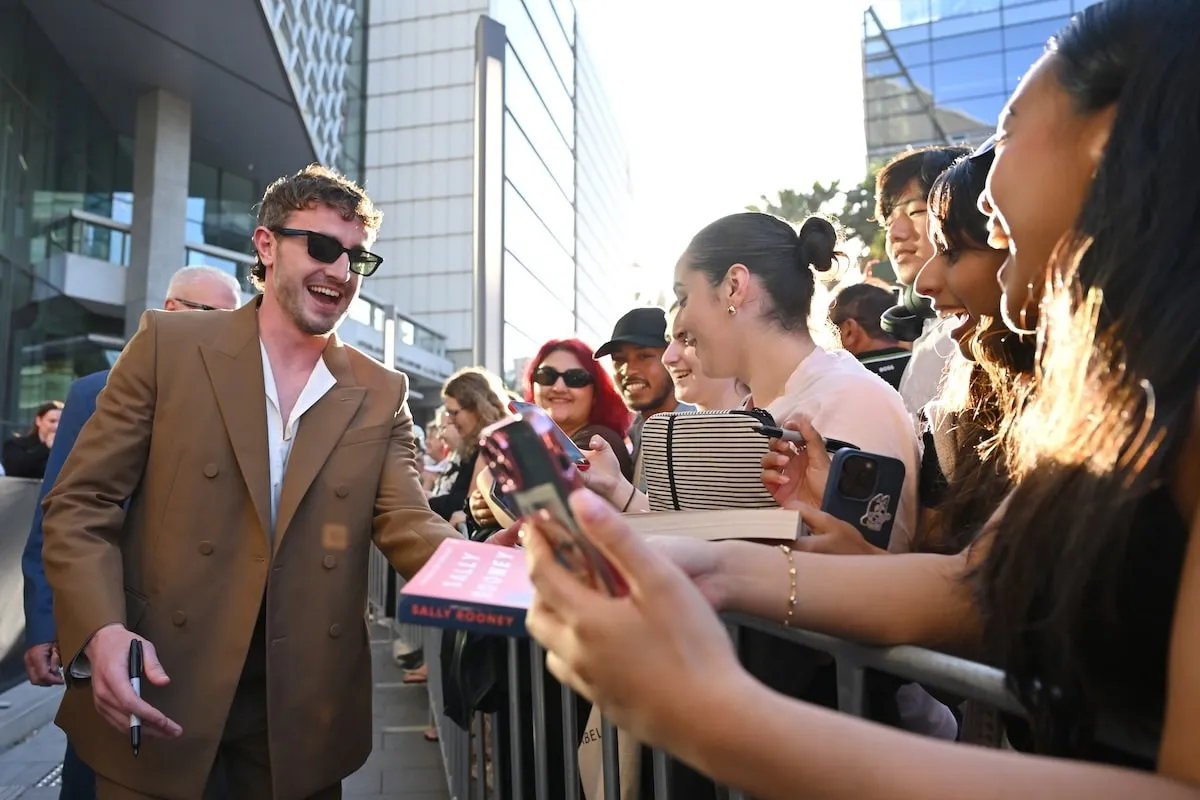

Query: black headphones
<box><xmin>880</xmin><ymin>283</ymin><xmax>935</xmax><ymax>343</ymax></box>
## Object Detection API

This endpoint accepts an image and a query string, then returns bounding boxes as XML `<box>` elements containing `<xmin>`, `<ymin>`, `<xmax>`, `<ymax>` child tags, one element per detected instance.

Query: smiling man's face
<box><xmin>884</xmin><ymin>178</ymin><xmax>935</xmax><ymax>286</ymax></box>
<box><xmin>610</xmin><ymin>343</ymin><xmax>675</xmax><ymax>413</ymax></box>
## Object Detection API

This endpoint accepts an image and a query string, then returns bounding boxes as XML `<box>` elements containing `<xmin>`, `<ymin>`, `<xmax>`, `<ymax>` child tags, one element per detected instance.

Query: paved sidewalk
<box><xmin>0</xmin><ymin>635</ymin><xmax>450</xmax><ymax>799</ymax></box>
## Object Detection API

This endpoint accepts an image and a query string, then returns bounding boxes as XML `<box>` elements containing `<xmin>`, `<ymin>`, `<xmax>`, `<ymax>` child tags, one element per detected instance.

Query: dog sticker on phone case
<box><xmin>860</xmin><ymin>493</ymin><xmax>893</xmax><ymax>533</ymax></box>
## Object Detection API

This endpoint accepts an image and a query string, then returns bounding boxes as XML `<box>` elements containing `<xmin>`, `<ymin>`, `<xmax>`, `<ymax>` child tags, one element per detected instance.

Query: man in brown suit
<box><xmin>41</xmin><ymin>164</ymin><xmax>460</xmax><ymax>799</ymax></box>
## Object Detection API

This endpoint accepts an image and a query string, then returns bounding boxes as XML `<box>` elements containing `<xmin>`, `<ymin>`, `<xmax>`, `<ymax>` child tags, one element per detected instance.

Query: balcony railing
<box><xmin>35</xmin><ymin>210</ymin><xmax>450</xmax><ymax>366</ymax></box>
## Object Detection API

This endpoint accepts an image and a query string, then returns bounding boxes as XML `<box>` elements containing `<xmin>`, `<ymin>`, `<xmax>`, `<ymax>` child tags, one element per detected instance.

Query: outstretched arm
<box><xmin>373</xmin><ymin>376</ymin><xmax>461</xmax><ymax>577</ymax></box>
<box><xmin>42</xmin><ymin>315</ymin><xmax>158</xmax><ymax>674</ymax></box>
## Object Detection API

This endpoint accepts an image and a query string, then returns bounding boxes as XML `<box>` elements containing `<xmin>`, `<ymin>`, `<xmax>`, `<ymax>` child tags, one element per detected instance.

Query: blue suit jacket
<box><xmin>22</xmin><ymin>370</ymin><xmax>109</xmax><ymax>646</ymax></box>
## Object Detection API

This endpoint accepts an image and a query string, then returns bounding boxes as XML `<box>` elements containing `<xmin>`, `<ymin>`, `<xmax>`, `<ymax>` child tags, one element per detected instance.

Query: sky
<box><xmin>577</xmin><ymin>0</ymin><xmax>873</xmax><ymax>297</ymax></box>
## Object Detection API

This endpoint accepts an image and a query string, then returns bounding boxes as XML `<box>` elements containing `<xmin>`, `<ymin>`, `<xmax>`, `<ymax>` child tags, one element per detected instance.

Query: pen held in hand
<box><xmin>754</xmin><ymin>425</ymin><xmax>857</xmax><ymax>453</ymax></box>
<box><xmin>129</xmin><ymin>639</ymin><xmax>143</xmax><ymax>756</ymax></box>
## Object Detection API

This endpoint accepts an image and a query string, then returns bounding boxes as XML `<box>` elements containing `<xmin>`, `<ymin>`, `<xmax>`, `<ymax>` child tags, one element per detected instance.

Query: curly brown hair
<box><xmin>250</xmin><ymin>163</ymin><xmax>382</xmax><ymax>290</ymax></box>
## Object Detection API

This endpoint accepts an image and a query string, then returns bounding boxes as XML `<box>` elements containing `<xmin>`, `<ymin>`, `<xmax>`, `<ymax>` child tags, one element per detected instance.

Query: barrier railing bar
<box><xmin>651</xmin><ymin>747</ymin><xmax>671</xmax><ymax>799</ymax></box>
<box><xmin>473</xmin><ymin>712</ymin><xmax>487</xmax><ymax>799</ymax></box>
<box><xmin>506</xmin><ymin>639</ymin><xmax>525</xmax><ymax>800</ymax></box>
<box><xmin>561</xmin><ymin>683</ymin><xmax>581</xmax><ymax>800</ymax></box>
<box><xmin>836</xmin><ymin>661</ymin><xmax>867</xmax><ymax>717</ymax></box>
<box><xmin>601</xmin><ymin>717</ymin><xmax>620</xmax><ymax>800</ymax></box>
<box><xmin>529</xmin><ymin>640</ymin><xmax>551</xmax><ymax>800</ymax></box>
<box><xmin>728</xmin><ymin>614</ymin><xmax>1027</xmax><ymax>715</ymax></box>
<box><xmin>489</xmin><ymin>712</ymin><xmax>502</xmax><ymax>800</ymax></box>
<box><xmin>456</xmin><ymin>711</ymin><xmax>471</xmax><ymax>799</ymax></box>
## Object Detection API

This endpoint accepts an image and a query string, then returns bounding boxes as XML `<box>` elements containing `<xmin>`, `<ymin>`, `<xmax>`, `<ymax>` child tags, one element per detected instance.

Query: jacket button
<box><xmin>203</xmin><ymin>464</ymin><xmax>219</xmax><ymax>478</ymax></box>
<box><xmin>328</xmin><ymin>624</ymin><xmax>342</xmax><ymax>638</ymax></box>
<box><xmin>322</xmin><ymin>555</ymin><xmax>336</xmax><ymax>569</ymax></box>
<box><xmin>172</xmin><ymin>611</ymin><xmax>187</xmax><ymax>626</ymax></box>
<box><xmin>198</xmin><ymin>541</ymin><xmax>214</xmax><ymax>555</ymax></box>
<box><xmin>335</xmin><ymin>484</ymin><xmax>349</xmax><ymax>498</ymax></box>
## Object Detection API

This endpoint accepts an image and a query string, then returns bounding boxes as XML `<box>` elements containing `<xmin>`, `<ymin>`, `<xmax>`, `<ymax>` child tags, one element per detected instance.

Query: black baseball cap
<box><xmin>593</xmin><ymin>307</ymin><xmax>669</xmax><ymax>359</ymax></box>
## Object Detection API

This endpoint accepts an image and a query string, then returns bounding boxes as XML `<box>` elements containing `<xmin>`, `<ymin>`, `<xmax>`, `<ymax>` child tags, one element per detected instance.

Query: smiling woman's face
<box><xmin>981</xmin><ymin>54</ymin><xmax>1114</xmax><ymax>333</ymax></box>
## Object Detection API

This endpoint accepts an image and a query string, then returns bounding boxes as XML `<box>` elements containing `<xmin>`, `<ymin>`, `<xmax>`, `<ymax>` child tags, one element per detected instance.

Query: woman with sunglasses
<box><xmin>470</xmin><ymin>339</ymin><xmax>634</xmax><ymax>531</ymax></box>
<box><xmin>525</xmin><ymin>338</ymin><xmax>634</xmax><ymax>481</ymax></box>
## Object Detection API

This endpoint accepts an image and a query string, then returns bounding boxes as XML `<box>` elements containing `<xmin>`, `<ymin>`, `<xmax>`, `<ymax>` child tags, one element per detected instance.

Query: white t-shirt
<box><xmin>898</xmin><ymin>317</ymin><xmax>956</xmax><ymax>424</ymax></box>
<box><xmin>757</xmin><ymin>348</ymin><xmax>921</xmax><ymax>551</ymax></box>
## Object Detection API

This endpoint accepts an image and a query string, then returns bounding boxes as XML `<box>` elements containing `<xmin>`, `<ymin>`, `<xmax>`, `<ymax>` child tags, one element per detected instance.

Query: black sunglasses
<box><xmin>271</xmin><ymin>227</ymin><xmax>384</xmax><ymax>277</ymax></box>
<box><xmin>533</xmin><ymin>367</ymin><xmax>593</xmax><ymax>389</ymax></box>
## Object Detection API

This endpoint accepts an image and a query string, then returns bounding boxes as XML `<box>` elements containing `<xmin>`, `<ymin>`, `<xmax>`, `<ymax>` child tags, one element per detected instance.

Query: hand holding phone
<box><xmin>509</xmin><ymin>400</ymin><xmax>589</xmax><ymax>467</ymax></box>
<box><xmin>819</xmin><ymin>449</ymin><xmax>905</xmax><ymax>550</ymax></box>
<box><xmin>480</xmin><ymin>406</ymin><xmax>627</xmax><ymax>597</ymax></box>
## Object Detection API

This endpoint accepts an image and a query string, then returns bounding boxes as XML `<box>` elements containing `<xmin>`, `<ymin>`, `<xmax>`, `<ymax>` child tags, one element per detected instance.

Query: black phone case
<box><xmin>819</xmin><ymin>448</ymin><xmax>906</xmax><ymax>550</ymax></box>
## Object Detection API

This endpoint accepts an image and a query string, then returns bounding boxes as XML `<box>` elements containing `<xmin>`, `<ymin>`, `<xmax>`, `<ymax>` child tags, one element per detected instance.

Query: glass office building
<box><xmin>493</xmin><ymin>0</ymin><xmax>635</xmax><ymax>388</ymax></box>
<box><xmin>0</xmin><ymin>0</ymin><xmax>374</xmax><ymax>435</ymax></box>
<box><xmin>494</xmin><ymin>0</ymin><xmax>579</xmax><ymax>387</ymax></box>
<box><xmin>863</xmin><ymin>0</ymin><xmax>1103</xmax><ymax>162</ymax></box>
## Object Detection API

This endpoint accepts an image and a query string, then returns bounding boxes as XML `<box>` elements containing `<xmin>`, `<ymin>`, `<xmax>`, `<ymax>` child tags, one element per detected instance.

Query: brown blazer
<box><xmin>41</xmin><ymin>299</ymin><xmax>460</xmax><ymax>799</ymax></box>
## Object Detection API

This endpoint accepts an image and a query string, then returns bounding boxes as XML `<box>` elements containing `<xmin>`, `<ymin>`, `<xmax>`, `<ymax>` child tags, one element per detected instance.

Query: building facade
<box><xmin>0</xmin><ymin>0</ymin><xmax>453</xmax><ymax>435</ymax></box>
<box><xmin>863</xmin><ymin>0</ymin><xmax>1103</xmax><ymax>163</ymax></box>
<box><xmin>363</xmin><ymin>0</ymin><xmax>635</xmax><ymax>389</ymax></box>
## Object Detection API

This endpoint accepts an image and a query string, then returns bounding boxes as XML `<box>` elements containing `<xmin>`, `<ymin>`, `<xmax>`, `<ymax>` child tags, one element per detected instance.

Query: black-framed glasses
<box><xmin>271</xmin><ymin>227</ymin><xmax>384</xmax><ymax>277</ymax></box>
<box><xmin>533</xmin><ymin>366</ymin><xmax>593</xmax><ymax>389</ymax></box>
<box><xmin>170</xmin><ymin>297</ymin><xmax>221</xmax><ymax>311</ymax></box>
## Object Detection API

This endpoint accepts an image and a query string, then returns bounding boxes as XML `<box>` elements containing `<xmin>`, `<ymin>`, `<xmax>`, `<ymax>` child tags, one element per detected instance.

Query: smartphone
<box><xmin>509</xmin><ymin>400</ymin><xmax>589</xmax><ymax>467</ymax></box>
<box><xmin>479</xmin><ymin>406</ymin><xmax>628</xmax><ymax>597</ymax></box>
<box><xmin>820</xmin><ymin>448</ymin><xmax>906</xmax><ymax>550</ymax></box>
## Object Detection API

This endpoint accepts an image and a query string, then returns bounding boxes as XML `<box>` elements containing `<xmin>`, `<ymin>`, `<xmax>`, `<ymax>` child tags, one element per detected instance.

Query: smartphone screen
<box><xmin>509</xmin><ymin>400</ymin><xmax>589</xmax><ymax>465</ymax></box>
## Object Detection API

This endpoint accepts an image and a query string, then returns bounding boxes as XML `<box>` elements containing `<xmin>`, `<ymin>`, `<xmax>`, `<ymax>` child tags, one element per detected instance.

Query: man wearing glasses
<box><xmin>21</xmin><ymin>264</ymin><xmax>240</xmax><ymax>800</ymax></box>
<box><xmin>41</xmin><ymin>164</ymin><xmax>458</xmax><ymax>799</ymax></box>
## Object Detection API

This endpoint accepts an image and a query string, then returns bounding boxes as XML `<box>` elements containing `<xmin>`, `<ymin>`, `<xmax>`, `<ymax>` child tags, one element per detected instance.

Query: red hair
<box><xmin>523</xmin><ymin>338</ymin><xmax>632</xmax><ymax>438</ymax></box>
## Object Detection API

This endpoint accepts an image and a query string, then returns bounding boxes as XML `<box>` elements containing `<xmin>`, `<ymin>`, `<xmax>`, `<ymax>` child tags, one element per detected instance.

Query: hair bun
<box><xmin>796</xmin><ymin>216</ymin><xmax>839</xmax><ymax>274</ymax></box>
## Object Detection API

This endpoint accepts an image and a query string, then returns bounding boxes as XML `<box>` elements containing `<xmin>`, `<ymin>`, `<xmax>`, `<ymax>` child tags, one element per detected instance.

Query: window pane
<box><xmin>932</xmin><ymin>53</ymin><xmax>1004</xmax><ymax>101</ymax></box>
<box><xmin>503</xmin><ymin>112</ymin><xmax>575</xmax><ymax>255</ymax></box>
<box><xmin>932</xmin><ymin>28</ymin><xmax>1003</xmax><ymax>61</ymax></box>
<box><xmin>1001</xmin><ymin>0</ymin><xmax>1072</xmax><ymax>26</ymax></box>
<box><xmin>1001</xmin><ymin>16</ymin><xmax>1067</xmax><ymax>49</ymax></box>
<box><xmin>505</xmin><ymin>47</ymin><xmax>574</xmax><ymax>199</ymax></box>
<box><xmin>931</xmin><ymin>9</ymin><xmax>1001</xmax><ymax>36</ymax></box>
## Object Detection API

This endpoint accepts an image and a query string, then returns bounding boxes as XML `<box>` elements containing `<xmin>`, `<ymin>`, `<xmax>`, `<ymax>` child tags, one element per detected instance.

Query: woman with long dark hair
<box><xmin>519</xmin><ymin>1</ymin><xmax>1200</xmax><ymax>795</ymax></box>
<box><xmin>912</xmin><ymin>146</ymin><xmax>1036</xmax><ymax>555</ymax></box>
<box><xmin>2</xmin><ymin>401</ymin><xmax>63</xmax><ymax>479</ymax></box>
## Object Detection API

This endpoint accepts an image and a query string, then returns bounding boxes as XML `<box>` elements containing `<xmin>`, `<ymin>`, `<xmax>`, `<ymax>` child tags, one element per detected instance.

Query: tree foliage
<box><xmin>747</xmin><ymin>168</ymin><xmax>894</xmax><ymax>283</ymax></box>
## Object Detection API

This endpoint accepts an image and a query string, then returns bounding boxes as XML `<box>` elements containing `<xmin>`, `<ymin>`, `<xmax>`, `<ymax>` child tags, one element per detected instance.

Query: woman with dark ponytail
<box><xmin>670</xmin><ymin>212</ymin><xmax>921</xmax><ymax>552</ymax></box>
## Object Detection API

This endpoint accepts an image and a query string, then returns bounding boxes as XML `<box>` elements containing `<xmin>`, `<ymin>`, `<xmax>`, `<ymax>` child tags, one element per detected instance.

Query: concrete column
<box><xmin>125</xmin><ymin>88</ymin><xmax>191</xmax><ymax>336</ymax></box>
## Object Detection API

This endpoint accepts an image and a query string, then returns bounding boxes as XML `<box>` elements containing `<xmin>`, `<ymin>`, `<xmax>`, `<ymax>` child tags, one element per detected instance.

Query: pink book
<box><xmin>397</xmin><ymin>539</ymin><xmax>532</xmax><ymax>637</ymax></box>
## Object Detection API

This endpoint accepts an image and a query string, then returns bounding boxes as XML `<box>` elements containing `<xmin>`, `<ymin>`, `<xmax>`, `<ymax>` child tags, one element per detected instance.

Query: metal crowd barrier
<box><xmin>412</xmin><ymin>609</ymin><xmax>1157</xmax><ymax>800</ymax></box>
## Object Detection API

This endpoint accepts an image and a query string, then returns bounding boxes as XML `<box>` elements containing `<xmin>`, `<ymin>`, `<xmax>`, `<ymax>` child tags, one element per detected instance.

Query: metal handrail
<box><xmin>417</xmin><ymin>607</ymin><xmax>1159</xmax><ymax>800</ymax></box>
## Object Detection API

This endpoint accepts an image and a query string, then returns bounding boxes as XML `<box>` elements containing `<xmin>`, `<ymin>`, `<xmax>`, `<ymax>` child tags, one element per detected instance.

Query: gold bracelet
<box><xmin>778</xmin><ymin>544</ymin><xmax>797</xmax><ymax>627</ymax></box>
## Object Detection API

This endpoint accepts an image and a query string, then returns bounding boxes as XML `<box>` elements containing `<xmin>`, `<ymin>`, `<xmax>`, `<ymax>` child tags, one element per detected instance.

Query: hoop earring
<box><xmin>727</xmin><ymin>305</ymin><xmax>737</xmax><ymax>316</ymax></box>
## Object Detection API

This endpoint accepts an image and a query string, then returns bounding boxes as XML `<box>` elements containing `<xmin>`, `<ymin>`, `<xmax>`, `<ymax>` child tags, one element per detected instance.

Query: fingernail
<box><xmin>590</xmin><ymin>436</ymin><xmax>603</xmax><ymax>448</ymax></box>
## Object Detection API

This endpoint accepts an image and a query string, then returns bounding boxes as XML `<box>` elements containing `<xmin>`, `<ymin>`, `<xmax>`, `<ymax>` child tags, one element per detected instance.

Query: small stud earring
<box><xmin>727</xmin><ymin>305</ymin><xmax>737</xmax><ymax>316</ymax></box>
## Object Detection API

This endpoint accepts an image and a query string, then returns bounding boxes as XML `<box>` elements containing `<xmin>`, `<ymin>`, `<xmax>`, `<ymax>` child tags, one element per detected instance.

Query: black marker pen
<box><xmin>129</xmin><ymin>639</ymin><xmax>143</xmax><ymax>756</ymax></box>
<box><xmin>755</xmin><ymin>425</ymin><xmax>858</xmax><ymax>453</ymax></box>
